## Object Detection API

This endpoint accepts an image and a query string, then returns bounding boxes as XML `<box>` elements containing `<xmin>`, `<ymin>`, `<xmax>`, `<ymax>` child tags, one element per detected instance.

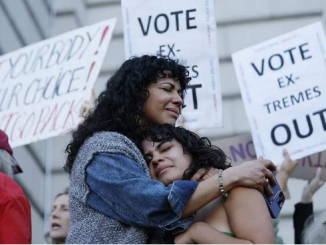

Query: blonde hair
<box><xmin>303</xmin><ymin>210</ymin><xmax>326</xmax><ymax>244</ymax></box>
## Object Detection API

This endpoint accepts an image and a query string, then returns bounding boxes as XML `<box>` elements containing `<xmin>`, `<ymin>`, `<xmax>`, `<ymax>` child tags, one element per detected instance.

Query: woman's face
<box><xmin>50</xmin><ymin>194</ymin><xmax>70</xmax><ymax>242</ymax></box>
<box><xmin>143</xmin><ymin>72</ymin><xmax>183</xmax><ymax>125</ymax></box>
<box><xmin>142</xmin><ymin>139</ymin><xmax>192</xmax><ymax>185</ymax></box>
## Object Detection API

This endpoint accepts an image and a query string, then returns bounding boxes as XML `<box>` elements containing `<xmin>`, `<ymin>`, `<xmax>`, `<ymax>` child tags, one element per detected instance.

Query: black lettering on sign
<box><xmin>271</xmin><ymin>108</ymin><xmax>326</xmax><ymax>146</ymax></box>
<box><xmin>187</xmin><ymin>84</ymin><xmax>202</xmax><ymax>109</ymax></box>
<box><xmin>186</xmin><ymin>9</ymin><xmax>197</xmax><ymax>29</ymax></box>
<box><xmin>313</xmin><ymin>108</ymin><xmax>326</xmax><ymax>130</ymax></box>
<box><xmin>251</xmin><ymin>43</ymin><xmax>313</xmax><ymax>76</ymax></box>
<box><xmin>277</xmin><ymin>74</ymin><xmax>296</xmax><ymax>88</ymax></box>
<box><xmin>155</xmin><ymin>14</ymin><xmax>170</xmax><ymax>34</ymax></box>
<box><xmin>185</xmin><ymin>65</ymin><xmax>199</xmax><ymax>78</ymax></box>
<box><xmin>170</xmin><ymin>11</ymin><xmax>183</xmax><ymax>31</ymax></box>
<box><xmin>271</xmin><ymin>124</ymin><xmax>291</xmax><ymax>146</ymax></box>
<box><xmin>158</xmin><ymin>44</ymin><xmax>178</xmax><ymax>57</ymax></box>
<box><xmin>138</xmin><ymin>16</ymin><xmax>152</xmax><ymax>36</ymax></box>
<box><xmin>263</xmin><ymin>86</ymin><xmax>322</xmax><ymax>114</ymax></box>
<box><xmin>137</xmin><ymin>9</ymin><xmax>197</xmax><ymax>36</ymax></box>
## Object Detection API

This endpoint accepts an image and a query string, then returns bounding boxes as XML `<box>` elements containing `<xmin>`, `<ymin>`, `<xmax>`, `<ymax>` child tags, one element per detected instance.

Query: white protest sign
<box><xmin>213</xmin><ymin>133</ymin><xmax>326</xmax><ymax>181</ymax></box>
<box><xmin>121</xmin><ymin>0</ymin><xmax>222</xmax><ymax>130</ymax></box>
<box><xmin>0</xmin><ymin>19</ymin><xmax>116</xmax><ymax>147</ymax></box>
<box><xmin>232</xmin><ymin>22</ymin><xmax>326</xmax><ymax>164</ymax></box>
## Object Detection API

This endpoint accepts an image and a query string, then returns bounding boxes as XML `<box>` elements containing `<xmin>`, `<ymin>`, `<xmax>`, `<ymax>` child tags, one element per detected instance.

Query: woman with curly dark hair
<box><xmin>142</xmin><ymin>124</ymin><xmax>275</xmax><ymax>243</ymax></box>
<box><xmin>64</xmin><ymin>55</ymin><xmax>276</xmax><ymax>244</ymax></box>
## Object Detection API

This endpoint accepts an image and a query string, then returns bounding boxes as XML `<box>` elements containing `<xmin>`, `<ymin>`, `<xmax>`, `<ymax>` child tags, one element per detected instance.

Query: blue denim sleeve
<box><xmin>86</xmin><ymin>153</ymin><xmax>198</xmax><ymax>230</ymax></box>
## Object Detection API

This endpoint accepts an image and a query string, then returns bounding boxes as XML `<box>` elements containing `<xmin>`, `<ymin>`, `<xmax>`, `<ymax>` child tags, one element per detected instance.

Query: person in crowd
<box><xmin>295</xmin><ymin>167</ymin><xmax>325</xmax><ymax>244</ymax></box>
<box><xmin>64</xmin><ymin>55</ymin><xmax>276</xmax><ymax>243</ymax></box>
<box><xmin>50</xmin><ymin>188</ymin><xmax>70</xmax><ymax>244</ymax></box>
<box><xmin>302</xmin><ymin>209</ymin><xmax>326</xmax><ymax>244</ymax></box>
<box><xmin>142</xmin><ymin>124</ymin><xmax>275</xmax><ymax>243</ymax></box>
<box><xmin>0</xmin><ymin>130</ymin><xmax>32</xmax><ymax>244</ymax></box>
<box><xmin>274</xmin><ymin>150</ymin><xmax>325</xmax><ymax>244</ymax></box>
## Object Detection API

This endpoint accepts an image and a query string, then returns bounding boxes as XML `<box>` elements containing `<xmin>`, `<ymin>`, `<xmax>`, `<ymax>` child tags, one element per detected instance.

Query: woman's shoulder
<box><xmin>81</xmin><ymin>131</ymin><xmax>147</xmax><ymax>169</ymax></box>
<box><xmin>86</xmin><ymin>131</ymin><xmax>137</xmax><ymax>151</ymax></box>
<box><xmin>92</xmin><ymin>131</ymin><xmax>132</xmax><ymax>142</ymax></box>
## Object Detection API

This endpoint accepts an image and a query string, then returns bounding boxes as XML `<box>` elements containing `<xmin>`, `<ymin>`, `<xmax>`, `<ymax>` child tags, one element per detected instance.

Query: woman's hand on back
<box><xmin>183</xmin><ymin>158</ymin><xmax>276</xmax><ymax>218</ymax></box>
<box><xmin>191</xmin><ymin>158</ymin><xmax>276</xmax><ymax>196</ymax></box>
<box><xmin>223</xmin><ymin>158</ymin><xmax>276</xmax><ymax>196</ymax></box>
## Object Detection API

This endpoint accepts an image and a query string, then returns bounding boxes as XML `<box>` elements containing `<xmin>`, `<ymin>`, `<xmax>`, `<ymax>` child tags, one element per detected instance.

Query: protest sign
<box><xmin>0</xmin><ymin>19</ymin><xmax>116</xmax><ymax>147</ymax></box>
<box><xmin>213</xmin><ymin>133</ymin><xmax>326</xmax><ymax>181</ymax></box>
<box><xmin>121</xmin><ymin>0</ymin><xmax>222</xmax><ymax>130</ymax></box>
<box><xmin>232</xmin><ymin>22</ymin><xmax>326</xmax><ymax>164</ymax></box>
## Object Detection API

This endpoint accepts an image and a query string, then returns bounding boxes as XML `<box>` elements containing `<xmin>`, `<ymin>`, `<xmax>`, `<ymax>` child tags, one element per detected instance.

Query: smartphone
<box><xmin>263</xmin><ymin>172</ymin><xmax>285</xmax><ymax>219</ymax></box>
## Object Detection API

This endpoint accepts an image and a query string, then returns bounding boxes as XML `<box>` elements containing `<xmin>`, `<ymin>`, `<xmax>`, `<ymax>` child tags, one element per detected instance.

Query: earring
<box><xmin>135</xmin><ymin>114</ymin><xmax>145</xmax><ymax>126</ymax></box>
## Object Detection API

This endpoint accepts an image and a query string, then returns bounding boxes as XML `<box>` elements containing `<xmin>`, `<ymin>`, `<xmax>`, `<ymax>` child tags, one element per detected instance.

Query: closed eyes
<box><xmin>144</xmin><ymin>154</ymin><xmax>152</xmax><ymax>165</ymax></box>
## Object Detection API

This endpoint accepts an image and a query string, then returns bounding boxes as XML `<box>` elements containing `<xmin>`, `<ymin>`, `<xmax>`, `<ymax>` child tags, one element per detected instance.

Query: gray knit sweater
<box><xmin>66</xmin><ymin>131</ymin><xmax>165</xmax><ymax>244</ymax></box>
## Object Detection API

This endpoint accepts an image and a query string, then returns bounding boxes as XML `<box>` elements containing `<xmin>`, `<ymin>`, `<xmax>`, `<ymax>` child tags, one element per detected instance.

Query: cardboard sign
<box><xmin>232</xmin><ymin>22</ymin><xmax>326</xmax><ymax>164</ymax></box>
<box><xmin>0</xmin><ymin>19</ymin><xmax>116</xmax><ymax>147</ymax></box>
<box><xmin>121</xmin><ymin>0</ymin><xmax>222</xmax><ymax>130</ymax></box>
<box><xmin>213</xmin><ymin>133</ymin><xmax>326</xmax><ymax>181</ymax></box>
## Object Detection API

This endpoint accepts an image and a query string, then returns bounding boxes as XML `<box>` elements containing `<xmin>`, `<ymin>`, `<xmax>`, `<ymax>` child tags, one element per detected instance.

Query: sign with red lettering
<box><xmin>0</xmin><ymin>19</ymin><xmax>116</xmax><ymax>147</ymax></box>
<box><xmin>213</xmin><ymin>133</ymin><xmax>326</xmax><ymax>180</ymax></box>
<box><xmin>232</xmin><ymin>22</ymin><xmax>326</xmax><ymax>164</ymax></box>
<box><xmin>121</xmin><ymin>0</ymin><xmax>222</xmax><ymax>130</ymax></box>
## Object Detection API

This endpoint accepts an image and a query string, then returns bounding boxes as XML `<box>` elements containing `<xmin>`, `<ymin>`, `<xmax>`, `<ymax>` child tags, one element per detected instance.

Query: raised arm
<box><xmin>276</xmin><ymin>149</ymin><xmax>298</xmax><ymax>191</ymax></box>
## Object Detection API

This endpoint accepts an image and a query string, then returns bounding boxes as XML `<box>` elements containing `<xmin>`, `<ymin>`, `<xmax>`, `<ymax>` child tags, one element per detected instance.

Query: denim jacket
<box><xmin>67</xmin><ymin>131</ymin><xmax>197</xmax><ymax>244</ymax></box>
<box><xmin>87</xmin><ymin>153</ymin><xmax>197</xmax><ymax>230</ymax></box>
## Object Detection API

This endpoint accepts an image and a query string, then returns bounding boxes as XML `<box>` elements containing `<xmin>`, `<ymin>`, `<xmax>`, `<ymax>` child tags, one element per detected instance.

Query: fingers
<box><xmin>282</xmin><ymin>149</ymin><xmax>293</xmax><ymax>165</ymax></box>
<box><xmin>263</xmin><ymin>168</ymin><xmax>276</xmax><ymax>186</ymax></box>
<box><xmin>314</xmin><ymin>167</ymin><xmax>322</xmax><ymax>181</ymax></box>
<box><xmin>257</xmin><ymin>185</ymin><xmax>264</xmax><ymax>194</ymax></box>
<box><xmin>79</xmin><ymin>101</ymin><xmax>91</xmax><ymax>118</ymax></box>
<box><xmin>201</xmin><ymin>168</ymin><xmax>218</xmax><ymax>181</ymax></box>
<box><xmin>282</xmin><ymin>148</ymin><xmax>298</xmax><ymax>169</ymax></box>
<box><xmin>263</xmin><ymin>179</ymin><xmax>273</xmax><ymax>196</ymax></box>
<box><xmin>313</xmin><ymin>168</ymin><xmax>325</xmax><ymax>188</ymax></box>
<box><xmin>201</xmin><ymin>173</ymin><xmax>211</xmax><ymax>181</ymax></box>
<box><xmin>305</xmin><ymin>168</ymin><xmax>325</xmax><ymax>196</ymax></box>
<box><xmin>282</xmin><ymin>149</ymin><xmax>290</xmax><ymax>159</ymax></box>
<box><xmin>191</xmin><ymin>168</ymin><xmax>207</xmax><ymax>181</ymax></box>
<box><xmin>261</xmin><ymin>159</ymin><xmax>277</xmax><ymax>172</ymax></box>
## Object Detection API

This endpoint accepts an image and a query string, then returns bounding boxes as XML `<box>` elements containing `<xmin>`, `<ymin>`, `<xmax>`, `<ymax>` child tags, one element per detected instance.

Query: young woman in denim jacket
<box><xmin>64</xmin><ymin>55</ymin><xmax>276</xmax><ymax>243</ymax></box>
<box><xmin>142</xmin><ymin>124</ymin><xmax>275</xmax><ymax>243</ymax></box>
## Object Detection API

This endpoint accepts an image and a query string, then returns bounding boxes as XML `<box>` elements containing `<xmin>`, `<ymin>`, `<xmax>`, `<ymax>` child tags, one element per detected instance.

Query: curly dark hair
<box><xmin>143</xmin><ymin>124</ymin><xmax>232</xmax><ymax>180</ymax></box>
<box><xmin>64</xmin><ymin>55</ymin><xmax>191</xmax><ymax>173</ymax></box>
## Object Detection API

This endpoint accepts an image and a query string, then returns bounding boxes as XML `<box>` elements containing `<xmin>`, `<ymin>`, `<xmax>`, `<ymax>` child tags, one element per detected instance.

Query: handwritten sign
<box><xmin>121</xmin><ymin>0</ymin><xmax>222</xmax><ymax>130</ymax></box>
<box><xmin>213</xmin><ymin>133</ymin><xmax>326</xmax><ymax>181</ymax></box>
<box><xmin>0</xmin><ymin>19</ymin><xmax>116</xmax><ymax>147</ymax></box>
<box><xmin>232</xmin><ymin>22</ymin><xmax>326</xmax><ymax>164</ymax></box>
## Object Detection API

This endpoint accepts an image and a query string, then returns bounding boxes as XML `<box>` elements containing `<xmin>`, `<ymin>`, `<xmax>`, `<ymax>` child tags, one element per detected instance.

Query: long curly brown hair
<box><xmin>64</xmin><ymin>55</ymin><xmax>191</xmax><ymax>173</ymax></box>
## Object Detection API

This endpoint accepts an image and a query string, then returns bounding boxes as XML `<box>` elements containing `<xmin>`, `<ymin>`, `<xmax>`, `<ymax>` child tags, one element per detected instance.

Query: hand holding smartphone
<box><xmin>263</xmin><ymin>172</ymin><xmax>285</xmax><ymax>219</ymax></box>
